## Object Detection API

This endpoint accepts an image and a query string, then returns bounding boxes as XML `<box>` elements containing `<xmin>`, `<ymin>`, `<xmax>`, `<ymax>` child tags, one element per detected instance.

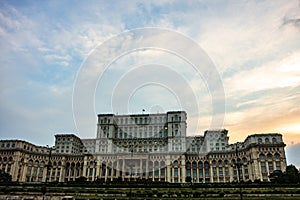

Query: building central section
<box><xmin>85</xmin><ymin>111</ymin><xmax>188</xmax><ymax>154</ymax></box>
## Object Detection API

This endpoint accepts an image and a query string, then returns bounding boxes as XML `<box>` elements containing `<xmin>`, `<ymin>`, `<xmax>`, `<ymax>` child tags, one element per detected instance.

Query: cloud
<box><xmin>224</xmin><ymin>52</ymin><xmax>300</xmax><ymax>96</ymax></box>
<box><xmin>0</xmin><ymin>0</ymin><xmax>299</xmax><ymax>168</ymax></box>
<box><xmin>286</xmin><ymin>143</ymin><xmax>300</xmax><ymax>169</ymax></box>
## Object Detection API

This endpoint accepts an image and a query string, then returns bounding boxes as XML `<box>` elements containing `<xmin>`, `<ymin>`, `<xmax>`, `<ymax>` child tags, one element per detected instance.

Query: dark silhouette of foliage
<box><xmin>185</xmin><ymin>176</ymin><xmax>192</xmax><ymax>183</ymax></box>
<box><xmin>75</xmin><ymin>176</ymin><xmax>87</xmax><ymax>183</ymax></box>
<box><xmin>285</xmin><ymin>165</ymin><xmax>299</xmax><ymax>184</ymax></box>
<box><xmin>269</xmin><ymin>165</ymin><xmax>300</xmax><ymax>184</ymax></box>
<box><xmin>0</xmin><ymin>170</ymin><xmax>12</xmax><ymax>182</ymax></box>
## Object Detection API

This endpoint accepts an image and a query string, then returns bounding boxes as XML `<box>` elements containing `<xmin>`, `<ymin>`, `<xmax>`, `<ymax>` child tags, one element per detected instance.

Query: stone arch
<box><xmin>218</xmin><ymin>160</ymin><xmax>223</xmax><ymax>166</ymax></box>
<box><xmin>267</xmin><ymin>153</ymin><xmax>272</xmax><ymax>159</ymax></box>
<box><xmin>173</xmin><ymin>160</ymin><xmax>178</xmax><ymax>167</ymax></box>
<box><xmin>259</xmin><ymin>153</ymin><xmax>265</xmax><ymax>160</ymax></box>
<box><xmin>198</xmin><ymin>161</ymin><xmax>203</xmax><ymax>168</ymax></box>
<box><xmin>258</xmin><ymin>138</ymin><xmax>262</xmax><ymax>143</ymax></box>
<box><xmin>265</xmin><ymin>138</ymin><xmax>270</xmax><ymax>144</ymax></box>
<box><xmin>274</xmin><ymin>152</ymin><xmax>280</xmax><ymax>158</ymax></box>
<box><xmin>224</xmin><ymin>159</ymin><xmax>229</xmax><ymax>165</ymax></box>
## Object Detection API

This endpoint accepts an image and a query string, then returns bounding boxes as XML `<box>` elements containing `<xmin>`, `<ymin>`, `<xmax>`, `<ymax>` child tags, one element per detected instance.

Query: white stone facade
<box><xmin>0</xmin><ymin>111</ymin><xmax>287</xmax><ymax>183</ymax></box>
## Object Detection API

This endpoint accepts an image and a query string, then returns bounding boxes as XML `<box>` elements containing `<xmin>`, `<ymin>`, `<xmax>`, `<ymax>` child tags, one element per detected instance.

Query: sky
<box><xmin>0</xmin><ymin>0</ymin><xmax>299</xmax><ymax>167</ymax></box>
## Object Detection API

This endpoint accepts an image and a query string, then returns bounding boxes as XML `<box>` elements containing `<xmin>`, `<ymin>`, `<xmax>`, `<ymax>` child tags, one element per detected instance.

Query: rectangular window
<box><xmin>268</xmin><ymin>161</ymin><xmax>273</xmax><ymax>173</ymax></box>
<box><xmin>213</xmin><ymin>167</ymin><xmax>217</xmax><ymax>176</ymax></box>
<box><xmin>26</xmin><ymin>167</ymin><xmax>32</xmax><ymax>175</ymax></box>
<box><xmin>187</xmin><ymin>170</ymin><xmax>191</xmax><ymax>176</ymax></box>
<box><xmin>244</xmin><ymin>167</ymin><xmax>248</xmax><ymax>175</ymax></box>
<box><xmin>219</xmin><ymin>167</ymin><xmax>223</xmax><ymax>176</ymax></box>
<box><xmin>174</xmin><ymin>168</ymin><xmax>178</xmax><ymax>177</ymax></box>
<box><xmin>276</xmin><ymin>161</ymin><xmax>281</xmax><ymax>170</ymax></box>
<box><xmin>225</xmin><ymin>167</ymin><xmax>229</xmax><ymax>176</ymax></box>
<box><xmin>204</xmin><ymin>169</ymin><xmax>209</xmax><ymax>177</ymax></box>
<box><xmin>161</xmin><ymin>168</ymin><xmax>165</xmax><ymax>176</ymax></box>
<box><xmin>199</xmin><ymin>170</ymin><xmax>203</xmax><ymax>177</ymax></box>
<box><xmin>193</xmin><ymin>169</ymin><xmax>197</xmax><ymax>177</ymax></box>
<box><xmin>261</xmin><ymin>162</ymin><xmax>266</xmax><ymax>173</ymax></box>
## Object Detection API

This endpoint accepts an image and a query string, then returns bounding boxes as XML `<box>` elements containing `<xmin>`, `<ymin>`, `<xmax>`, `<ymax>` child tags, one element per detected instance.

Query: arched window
<box><xmin>259</xmin><ymin>153</ymin><xmax>265</xmax><ymax>160</ymax></box>
<box><xmin>265</xmin><ymin>138</ymin><xmax>270</xmax><ymax>144</ymax></box>
<box><xmin>192</xmin><ymin>161</ymin><xmax>197</xmax><ymax>168</ymax></box>
<box><xmin>212</xmin><ymin>160</ymin><xmax>216</xmax><ymax>165</ymax></box>
<box><xmin>267</xmin><ymin>153</ymin><xmax>272</xmax><ymax>159</ymax></box>
<box><xmin>186</xmin><ymin>162</ymin><xmax>191</xmax><ymax>168</ymax></box>
<box><xmin>224</xmin><ymin>160</ymin><xmax>228</xmax><ymax>165</ymax></box>
<box><xmin>272</xmin><ymin>137</ymin><xmax>277</xmax><ymax>143</ymax></box>
<box><xmin>218</xmin><ymin>160</ymin><xmax>223</xmax><ymax>166</ymax></box>
<box><xmin>198</xmin><ymin>161</ymin><xmax>203</xmax><ymax>168</ymax></box>
<box><xmin>174</xmin><ymin>160</ymin><xmax>178</xmax><ymax>167</ymax></box>
<box><xmin>204</xmin><ymin>161</ymin><xmax>209</xmax><ymax>168</ymax></box>
<box><xmin>258</xmin><ymin>138</ymin><xmax>262</xmax><ymax>144</ymax></box>
<box><xmin>274</xmin><ymin>153</ymin><xmax>280</xmax><ymax>158</ymax></box>
<box><xmin>242</xmin><ymin>157</ymin><xmax>247</xmax><ymax>163</ymax></box>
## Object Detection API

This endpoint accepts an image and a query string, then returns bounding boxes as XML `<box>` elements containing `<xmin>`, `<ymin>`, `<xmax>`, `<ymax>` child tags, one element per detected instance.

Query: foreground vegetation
<box><xmin>1</xmin><ymin>182</ymin><xmax>300</xmax><ymax>200</ymax></box>
<box><xmin>0</xmin><ymin>165</ymin><xmax>299</xmax><ymax>199</ymax></box>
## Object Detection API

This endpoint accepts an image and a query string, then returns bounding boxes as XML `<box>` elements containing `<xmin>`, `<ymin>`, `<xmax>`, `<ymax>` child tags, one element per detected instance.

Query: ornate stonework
<box><xmin>0</xmin><ymin>111</ymin><xmax>286</xmax><ymax>183</ymax></box>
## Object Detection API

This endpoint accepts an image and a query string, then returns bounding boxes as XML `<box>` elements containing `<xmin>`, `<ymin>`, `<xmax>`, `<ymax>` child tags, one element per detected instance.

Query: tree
<box><xmin>75</xmin><ymin>176</ymin><xmax>87</xmax><ymax>183</ymax></box>
<box><xmin>269</xmin><ymin>170</ymin><xmax>284</xmax><ymax>183</ymax></box>
<box><xmin>285</xmin><ymin>165</ymin><xmax>299</xmax><ymax>184</ymax></box>
<box><xmin>270</xmin><ymin>165</ymin><xmax>300</xmax><ymax>184</ymax></box>
<box><xmin>185</xmin><ymin>176</ymin><xmax>192</xmax><ymax>183</ymax></box>
<box><xmin>0</xmin><ymin>170</ymin><xmax>12</xmax><ymax>182</ymax></box>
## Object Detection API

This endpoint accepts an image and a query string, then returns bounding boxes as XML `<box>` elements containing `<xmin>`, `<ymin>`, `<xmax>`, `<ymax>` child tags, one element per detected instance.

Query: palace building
<box><xmin>0</xmin><ymin>111</ymin><xmax>287</xmax><ymax>183</ymax></box>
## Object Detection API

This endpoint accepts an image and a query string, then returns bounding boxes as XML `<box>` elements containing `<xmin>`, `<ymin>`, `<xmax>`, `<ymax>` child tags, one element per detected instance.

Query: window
<box><xmin>258</xmin><ymin>138</ymin><xmax>262</xmax><ymax>143</ymax></box>
<box><xmin>272</xmin><ymin>137</ymin><xmax>277</xmax><ymax>143</ymax></box>
<box><xmin>276</xmin><ymin>161</ymin><xmax>281</xmax><ymax>170</ymax></box>
<box><xmin>219</xmin><ymin>167</ymin><xmax>223</xmax><ymax>176</ymax></box>
<box><xmin>261</xmin><ymin>162</ymin><xmax>266</xmax><ymax>173</ymax></box>
<box><xmin>174</xmin><ymin>168</ymin><xmax>178</xmax><ymax>176</ymax></box>
<box><xmin>265</xmin><ymin>138</ymin><xmax>270</xmax><ymax>144</ymax></box>
<box><xmin>174</xmin><ymin>160</ymin><xmax>178</xmax><ymax>167</ymax></box>
<box><xmin>268</xmin><ymin>161</ymin><xmax>273</xmax><ymax>172</ymax></box>
<box><xmin>161</xmin><ymin>168</ymin><xmax>165</xmax><ymax>176</ymax></box>
<box><xmin>259</xmin><ymin>153</ymin><xmax>265</xmax><ymax>160</ymax></box>
<box><xmin>267</xmin><ymin>153</ymin><xmax>272</xmax><ymax>159</ymax></box>
<box><xmin>225</xmin><ymin>167</ymin><xmax>229</xmax><ymax>176</ymax></box>
<box><xmin>198</xmin><ymin>162</ymin><xmax>203</xmax><ymax>168</ymax></box>
<box><xmin>244</xmin><ymin>167</ymin><xmax>248</xmax><ymax>175</ymax></box>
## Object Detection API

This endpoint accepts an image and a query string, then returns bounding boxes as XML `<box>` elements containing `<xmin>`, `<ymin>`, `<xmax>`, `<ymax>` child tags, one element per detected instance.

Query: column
<box><xmin>146</xmin><ymin>160</ymin><xmax>149</xmax><ymax>179</ymax></box>
<box><xmin>196</xmin><ymin>167</ymin><xmax>199</xmax><ymax>183</ymax></box>
<box><xmin>229</xmin><ymin>166</ymin><xmax>234</xmax><ymax>182</ymax></box>
<box><xmin>210</xmin><ymin>165</ymin><xmax>213</xmax><ymax>183</ymax></box>
<box><xmin>166</xmin><ymin>165</ymin><xmax>172</xmax><ymax>183</ymax></box>
<box><xmin>258</xmin><ymin>161</ymin><xmax>262</xmax><ymax>181</ymax></box>
<box><xmin>122</xmin><ymin>159</ymin><xmax>125</xmax><ymax>180</ymax></box>
<box><xmin>181</xmin><ymin>157</ymin><xmax>186</xmax><ymax>183</ymax></box>
<box><xmin>116</xmin><ymin>160</ymin><xmax>120</xmax><ymax>178</ymax></box>
<box><xmin>140</xmin><ymin>159</ymin><xmax>143</xmax><ymax>179</ymax></box>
